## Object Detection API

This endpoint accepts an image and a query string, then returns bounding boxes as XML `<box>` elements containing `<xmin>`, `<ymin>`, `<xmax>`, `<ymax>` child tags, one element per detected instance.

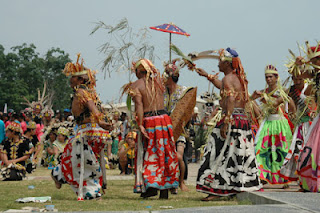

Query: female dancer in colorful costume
<box><xmin>296</xmin><ymin>41</ymin><xmax>320</xmax><ymax>192</ymax></box>
<box><xmin>252</xmin><ymin>65</ymin><xmax>293</xmax><ymax>185</ymax></box>
<box><xmin>280</xmin><ymin>73</ymin><xmax>316</xmax><ymax>181</ymax></box>
<box><xmin>195</xmin><ymin>48</ymin><xmax>262</xmax><ymax>201</ymax></box>
<box><xmin>51</xmin><ymin>54</ymin><xmax>112</xmax><ymax>200</ymax></box>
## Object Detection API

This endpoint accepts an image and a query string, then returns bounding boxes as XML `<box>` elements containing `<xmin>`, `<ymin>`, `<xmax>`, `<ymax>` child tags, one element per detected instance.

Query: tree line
<box><xmin>0</xmin><ymin>43</ymin><xmax>72</xmax><ymax>111</ymax></box>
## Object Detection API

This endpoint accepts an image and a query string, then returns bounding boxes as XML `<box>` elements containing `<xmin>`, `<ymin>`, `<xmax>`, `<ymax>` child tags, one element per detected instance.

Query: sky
<box><xmin>1</xmin><ymin>0</ymin><xmax>319</xmax><ymax>104</ymax></box>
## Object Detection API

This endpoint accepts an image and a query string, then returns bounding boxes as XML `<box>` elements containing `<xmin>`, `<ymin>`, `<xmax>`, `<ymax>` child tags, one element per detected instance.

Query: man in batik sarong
<box><xmin>195</xmin><ymin>48</ymin><xmax>262</xmax><ymax>201</ymax></box>
<box><xmin>295</xmin><ymin>41</ymin><xmax>320</xmax><ymax>192</ymax></box>
<box><xmin>163</xmin><ymin>61</ymin><xmax>192</xmax><ymax>192</ymax></box>
<box><xmin>127</xmin><ymin>58</ymin><xmax>179</xmax><ymax>199</ymax></box>
<box><xmin>280</xmin><ymin>73</ymin><xmax>316</xmax><ymax>181</ymax></box>
<box><xmin>251</xmin><ymin>65</ymin><xmax>293</xmax><ymax>185</ymax></box>
<box><xmin>51</xmin><ymin>54</ymin><xmax>112</xmax><ymax>200</ymax></box>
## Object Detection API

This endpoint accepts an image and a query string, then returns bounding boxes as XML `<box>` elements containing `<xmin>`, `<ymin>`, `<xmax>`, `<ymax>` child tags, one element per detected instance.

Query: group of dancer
<box><xmin>2</xmin><ymin>40</ymin><xmax>320</xmax><ymax>202</ymax></box>
<box><xmin>51</xmin><ymin>41</ymin><xmax>320</xmax><ymax>201</ymax></box>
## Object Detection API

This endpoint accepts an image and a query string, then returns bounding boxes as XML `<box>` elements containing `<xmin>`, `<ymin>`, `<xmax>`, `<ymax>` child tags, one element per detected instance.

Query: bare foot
<box><xmin>95</xmin><ymin>197</ymin><xmax>103</xmax><ymax>201</ymax></box>
<box><xmin>201</xmin><ymin>195</ymin><xmax>221</xmax><ymax>201</ymax></box>
<box><xmin>51</xmin><ymin>174</ymin><xmax>61</xmax><ymax>189</ymax></box>
<box><xmin>120</xmin><ymin>172</ymin><xmax>125</xmax><ymax>176</ymax></box>
<box><xmin>180</xmin><ymin>182</ymin><xmax>189</xmax><ymax>191</ymax></box>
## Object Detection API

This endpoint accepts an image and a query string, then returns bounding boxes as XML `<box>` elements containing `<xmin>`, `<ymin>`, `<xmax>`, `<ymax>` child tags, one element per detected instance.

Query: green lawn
<box><xmin>0</xmin><ymin>167</ymin><xmax>240</xmax><ymax>212</ymax></box>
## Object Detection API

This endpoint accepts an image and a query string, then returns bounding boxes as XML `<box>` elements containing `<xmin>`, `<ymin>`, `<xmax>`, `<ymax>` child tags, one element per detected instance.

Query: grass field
<box><xmin>0</xmin><ymin>167</ymin><xmax>242</xmax><ymax>212</ymax></box>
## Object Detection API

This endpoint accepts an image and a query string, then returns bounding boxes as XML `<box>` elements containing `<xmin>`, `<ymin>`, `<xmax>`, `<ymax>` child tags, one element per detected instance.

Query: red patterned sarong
<box><xmin>134</xmin><ymin>114</ymin><xmax>179</xmax><ymax>192</ymax></box>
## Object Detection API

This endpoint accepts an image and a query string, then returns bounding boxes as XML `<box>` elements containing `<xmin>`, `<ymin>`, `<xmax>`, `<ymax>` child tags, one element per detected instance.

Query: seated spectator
<box><xmin>0</xmin><ymin>122</ymin><xmax>31</xmax><ymax>181</ymax></box>
<box><xmin>43</xmin><ymin>127</ymin><xmax>58</xmax><ymax>167</ymax></box>
<box><xmin>23</xmin><ymin>122</ymin><xmax>40</xmax><ymax>173</ymax></box>
<box><xmin>53</xmin><ymin>127</ymin><xmax>69</xmax><ymax>160</ymax></box>
<box><xmin>119</xmin><ymin>131</ymin><xmax>136</xmax><ymax>175</ymax></box>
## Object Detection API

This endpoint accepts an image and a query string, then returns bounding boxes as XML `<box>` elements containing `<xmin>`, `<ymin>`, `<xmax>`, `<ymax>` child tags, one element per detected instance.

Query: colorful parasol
<box><xmin>150</xmin><ymin>23</ymin><xmax>190</xmax><ymax>62</ymax></box>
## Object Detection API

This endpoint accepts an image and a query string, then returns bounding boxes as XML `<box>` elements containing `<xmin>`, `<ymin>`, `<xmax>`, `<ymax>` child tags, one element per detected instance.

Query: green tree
<box><xmin>0</xmin><ymin>44</ymin><xmax>72</xmax><ymax>111</ymax></box>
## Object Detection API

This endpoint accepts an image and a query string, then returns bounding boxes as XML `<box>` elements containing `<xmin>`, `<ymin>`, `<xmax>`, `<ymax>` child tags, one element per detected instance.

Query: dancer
<box><xmin>195</xmin><ymin>48</ymin><xmax>262</xmax><ymax>201</ymax></box>
<box><xmin>252</xmin><ymin>65</ymin><xmax>292</xmax><ymax>185</ymax></box>
<box><xmin>126</xmin><ymin>58</ymin><xmax>179</xmax><ymax>199</ymax></box>
<box><xmin>51</xmin><ymin>54</ymin><xmax>112</xmax><ymax>200</ymax></box>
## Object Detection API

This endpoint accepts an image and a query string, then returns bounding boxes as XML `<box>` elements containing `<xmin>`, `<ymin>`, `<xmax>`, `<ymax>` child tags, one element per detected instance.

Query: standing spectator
<box><xmin>0</xmin><ymin>113</ymin><xmax>5</xmax><ymax>144</ymax></box>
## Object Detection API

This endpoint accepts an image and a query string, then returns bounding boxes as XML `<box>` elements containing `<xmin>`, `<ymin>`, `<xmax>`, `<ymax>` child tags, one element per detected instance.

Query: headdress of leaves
<box><xmin>63</xmin><ymin>54</ymin><xmax>97</xmax><ymax>89</ymax></box>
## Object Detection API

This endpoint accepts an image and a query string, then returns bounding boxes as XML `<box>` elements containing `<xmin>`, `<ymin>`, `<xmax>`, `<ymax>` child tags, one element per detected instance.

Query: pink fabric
<box><xmin>5</xmin><ymin>121</ymin><xmax>11</xmax><ymax>128</ymax></box>
<box><xmin>36</xmin><ymin>123</ymin><xmax>44</xmax><ymax>141</ymax></box>
<box><xmin>21</xmin><ymin>121</ymin><xmax>27</xmax><ymax>133</ymax></box>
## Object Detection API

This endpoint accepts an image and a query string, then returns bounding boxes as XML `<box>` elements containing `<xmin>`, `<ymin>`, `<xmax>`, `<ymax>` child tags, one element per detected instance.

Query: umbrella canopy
<box><xmin>150</xmin><ymin>23</ymin><xmax>190</xmax><ymax>36</ymax></box>
<box><xmin>150</xmin><ymin>23</ymin><xmax>190</xmax><ymax>62</ymax></box>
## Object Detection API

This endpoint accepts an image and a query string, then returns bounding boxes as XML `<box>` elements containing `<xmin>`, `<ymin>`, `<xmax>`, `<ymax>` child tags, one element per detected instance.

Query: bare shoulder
<box><xmin>130</xmin><ymin>79</ymin><xmax>144</xmax><ymax>89</ymax></box>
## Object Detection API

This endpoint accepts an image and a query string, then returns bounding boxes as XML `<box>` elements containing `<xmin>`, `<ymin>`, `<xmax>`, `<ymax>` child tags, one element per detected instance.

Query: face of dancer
<box><xmin>69</xmin><ymin>76</ymin><xmax>84</xmax><ymax>88</ymax></box>
<box><xmin>49</xmin><ymin>132</ymin><xmax>56</xmax><ymax>142</ymax></box>
<box><xmin>126</xmin><ymin>136</ymin><xmax>135</xmax><ymax>147</ymax></box>
<box><xmin>135</xmin><ymin>64</ymin><xmax>146</xmax><ymax>79</ymax></box>
<box><xmin>57</xmin><ymin>134</ymin><xmax>66</xmax><ymax>143</ymax></box>
<box><xmin>292</xmin><ymin>75</ymin><xmax>304</xmax><ymax>89</ymax></box>
<box><xmin>218</xmin><ymin>60</ymin><xmax>230</xmax><ymax>73</ymax></box>
<box><xmin>265</xmin><ymin>74</ymin><xmax>278</xmax><ymax>87</ymax></box>
<box><xmin>6</xmin><ymin>129</ymin><xmax>14</xmax><ymax>139</ymax></box>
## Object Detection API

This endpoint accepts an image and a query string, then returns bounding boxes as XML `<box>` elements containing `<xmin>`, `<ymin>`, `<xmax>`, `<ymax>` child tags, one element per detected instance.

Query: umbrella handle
<box><xmin>169</xmin><ymin>33</ymin><xmax>172</xmax><ymax>63</ymax></box>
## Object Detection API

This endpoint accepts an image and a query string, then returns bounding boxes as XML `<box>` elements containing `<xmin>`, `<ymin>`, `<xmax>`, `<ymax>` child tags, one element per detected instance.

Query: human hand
<box><xmin>252</xmin><ymin>90</ymin><xmax>262</xmax><ymax>100</ymax></box>
<box><xmin>139</xmin><ymin>125</ymin><xmax>149</xmax><ymax>139</ymax></box>
<box><xmin>220</xmin><ymin>123</ymin><xmax>228</xmax><ymax>139</ymax></box>
<box><xmin>196</xmin><ymin>68</ymin><xmax>208</xmax><ymax>77</ymax></box>
<box><xmin>260</xmin><ymin>97</ymin><xmax>267</xmax><ymax>104</ymax></box>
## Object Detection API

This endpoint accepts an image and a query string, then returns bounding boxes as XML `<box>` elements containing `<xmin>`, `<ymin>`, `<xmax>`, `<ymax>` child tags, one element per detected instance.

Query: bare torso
<box><xmin>71</xmin><ymin>89</ymin><xmax>92</xmax><ymax>124</ymax></box>
<box><xmin>131</xmin><ymin>78</ymin><xmax>164</xmax><ymax>112</ymax></box>
<box><xmin>220</xmin><ymin>74</ymin><xmax>246</xmax><ymax>110</ymax></box>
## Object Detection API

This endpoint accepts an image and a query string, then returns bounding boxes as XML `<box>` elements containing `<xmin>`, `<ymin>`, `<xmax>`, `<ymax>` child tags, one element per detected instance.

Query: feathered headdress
<box><xmin>63</xmin><ymin>54</ymin><xmax>97</xmax><ymax>89</ymax></box>
<box><xmin>22</xmin><ymin>82</ymin><xmax>50</xmax><ymax>116</ymax></box>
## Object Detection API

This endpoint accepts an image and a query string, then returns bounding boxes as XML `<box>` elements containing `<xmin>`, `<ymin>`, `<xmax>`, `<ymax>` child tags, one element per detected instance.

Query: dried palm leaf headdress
<box><xmin>63</xmin><ymin>53</ymin><xmax>97</xmax><ymax>90</ymax></box>
<box><xmin>133</xmin><ymin>58</ymin><xmax>164</xmax><ymax>102</ymax></box>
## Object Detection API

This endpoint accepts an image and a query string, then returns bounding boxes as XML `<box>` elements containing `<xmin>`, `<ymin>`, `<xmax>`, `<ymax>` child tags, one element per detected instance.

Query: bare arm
<box><xmin>33</xmin><ymin>143</ymin><xmax>42</xmax><ymax>160</ymax></box>
<box><xmin>132</xmin><ymin>88</ymin><xmax>149</xmax><ymax>139</ymax></box>
<box><xmin>86</xmin><ymin>99</ymin><xmax>112</xmax><ymax>131</ymax></box>
<box><xmin>1</xmin><ymin>153</ymin><xmax>10</xmax><ymax>166</ymax></box>
<box><xmin>11</xmin><ymin>154</ymin><xmax>30</xmax><ymax>164</ymax></box>
<box><xmin>196</xmin><ymin>68</ymin><xmax>222</xmax><ymax>89</ymax></box>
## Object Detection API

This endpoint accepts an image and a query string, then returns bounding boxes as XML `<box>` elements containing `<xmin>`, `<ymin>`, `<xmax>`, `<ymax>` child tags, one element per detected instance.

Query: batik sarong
<box><xmin>52</xmin><ymin>123</ymin><xmax>110</xmax><ymax>199</ymax></box>
<box><xmin>255</xmin><ymin>114</ymin><xmax>292</xmax><ymax>184</ymax></box>
<box><xmin>196</xmin><ymin>110</ymin><xmax>262</xmax><ymax>196</ymax></box>
<box><xmin>297</xmin><ymin>114</ymin><xmax>320</xmax><ymax>192</ymax></box>
<box><xmin>134</xmin><ymin>112</ymin><xmax>179</xmax><ymax>193</ymax></box>
<box><xmin>280</xmin><ymin>116</ymin><xmax>311</xmax><ymax>181</ymax></box>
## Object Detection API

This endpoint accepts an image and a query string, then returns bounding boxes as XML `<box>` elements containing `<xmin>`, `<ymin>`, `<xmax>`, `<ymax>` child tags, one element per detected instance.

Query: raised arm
<box><xmin>196</xmin><ymin>68</ymin><xmax>222</xmax><ymax>89</ymax></box>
